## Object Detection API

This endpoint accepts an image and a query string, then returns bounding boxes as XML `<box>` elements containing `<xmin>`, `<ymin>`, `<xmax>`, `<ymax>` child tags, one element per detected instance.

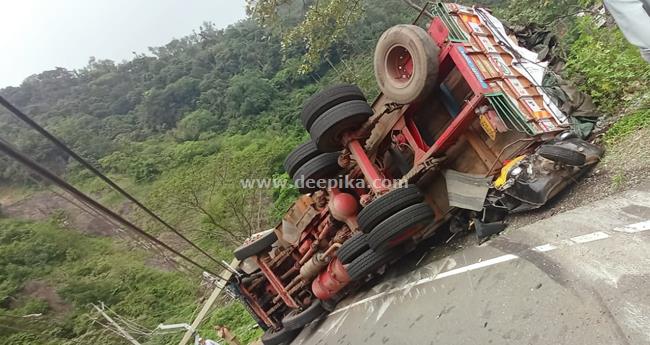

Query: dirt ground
<box><xmin>1</xmin><ymin>190</ymin><xmax>117</xmax><ymax>236</ymax></box>
<box><xmin>0</xmin><ymin>188</ymin><xmax>180</xmax><ymax>271</ymax></box>
<box><xmin>507</xmin><ymin>127</ymin><xmax>650</xmax><ymax>229</ymax></box>
<box><xmin>20</xmin><ymin>280</ymin><xmax>72</xmax><ymax>314</ymax></box>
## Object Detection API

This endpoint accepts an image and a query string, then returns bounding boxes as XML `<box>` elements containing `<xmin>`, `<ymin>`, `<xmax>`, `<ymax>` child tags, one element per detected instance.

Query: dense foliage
<box><xmin>0</xmin><ymin>217</ymin><xmax>262</xmax><ymax>345</ymax></box>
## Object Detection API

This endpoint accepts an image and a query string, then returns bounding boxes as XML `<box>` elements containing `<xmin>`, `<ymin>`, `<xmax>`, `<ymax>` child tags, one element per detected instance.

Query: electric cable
<box><xmin>0</xmin><ymin>94</ymin><xmax>230</xmax><ymax>271</ymax></box>
<box><xmin>0</xmin><ymin>137</ymin><xmax>228</xmax><ymax>281</ymax></box>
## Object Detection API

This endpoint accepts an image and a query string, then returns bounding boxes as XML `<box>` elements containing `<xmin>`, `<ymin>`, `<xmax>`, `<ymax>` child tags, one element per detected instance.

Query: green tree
<box><xmin>225</xmin><ymin>71</ymin><xmax>277</xmax><ymax>117</ymax></box>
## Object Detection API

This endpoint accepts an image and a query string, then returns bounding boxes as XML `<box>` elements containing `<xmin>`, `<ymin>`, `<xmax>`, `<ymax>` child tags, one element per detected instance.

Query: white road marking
<box><xmin>435</xmin><ymin>254</ymin><xmax>518</xmax><ymax>279</ymax></box>
<box><xmin>331</xmin><ymin>254</ymin><xmax>521</xmax><ymax>315</ymax></box>
<box><xmin>329</xmin><ymin>218</ymin><xmax>648</xmax><ymax>316</ymax></box>
<box><xmin>329</xmin><ymin>225</ymin><xmax>643</xmax><ymax>315</ymax></box>
<box><xmin>532</xmin><ymin>244</ymin><xmax>557</xmax><ymax>252</ymax></box>
<box><xmin>570</xmin><ymin>231</ymin><xmax>610</xmax><ymax>244</ymax></box>
<box><xmin>614</xmin><ymin>220</ymin><xmax>650</xmax><ymax>233</ymax></box>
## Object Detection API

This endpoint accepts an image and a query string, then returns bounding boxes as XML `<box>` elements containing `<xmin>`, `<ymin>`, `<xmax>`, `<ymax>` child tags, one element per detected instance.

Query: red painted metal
<box><xmin>428</xmin><ymin>17</ymin><xmax>449</xmax><ymax>46</ymax></box>
<box><xmin>239</xmin><ymin>283</ymin><xmax>276</xmax><ymax>328</ymax></box>
<box><xmin>405</xmin><ymin>114</ymin><xmax>429</xmax><ymax>151</ymax></box>
<box><xmin>328</xmin><ymin>191</ymin><xmax>359</xmax><ymax>222</ymax></box>
<box><xmin>387</xmin><ymin>45</ymin><xmax>414</xmax><ymax>83</ymax></box>
<box><xmin>347</xmin><ymin>139</ymin><xmax>388</xmax><ymax>194</ymax></box>
<box><xmin>312</xmin><ymin>257</ymin><xmax>351</xmax><ymax>300</ymax></box>
<box><xmin>257</xmin><ymin>256</ymin><xmax>299</xmax><ymax>309</ymax></box>
<box><xmin>422</xmin><ymin>94</ymin><xmax>484</xmax><ymax>158</ymax></box>
<box><xmin>298</xmin><ymin>238</ymin><xmax>312</xmax><ymax>255</ymax></box>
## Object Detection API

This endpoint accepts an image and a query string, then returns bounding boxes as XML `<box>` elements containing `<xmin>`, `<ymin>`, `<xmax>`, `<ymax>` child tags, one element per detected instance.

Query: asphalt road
<box><xmin>291</xmin><ymin>185</ymin><xmax>650</xmax><ymax>345</ymax></box>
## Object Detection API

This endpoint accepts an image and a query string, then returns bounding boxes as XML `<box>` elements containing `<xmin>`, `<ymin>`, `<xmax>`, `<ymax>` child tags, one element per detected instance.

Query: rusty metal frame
<box><xmin>257</xmin><ymin>256</ymin><xmax>299</xmax><ymax>309</ymax></box>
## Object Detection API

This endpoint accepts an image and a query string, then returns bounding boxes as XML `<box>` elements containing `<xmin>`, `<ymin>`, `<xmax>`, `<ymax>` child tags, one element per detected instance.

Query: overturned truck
<box><xmin>227</xmin><ymin>4</ymin><xmax>602</xmax><ymax>344</ymax></box>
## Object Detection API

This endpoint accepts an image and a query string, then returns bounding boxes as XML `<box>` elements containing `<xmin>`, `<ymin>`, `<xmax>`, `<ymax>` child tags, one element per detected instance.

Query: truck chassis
<box><xmin>227</xmin><ymin>3</ymin><xmax>602</xmax><ymax>344</ymax></box>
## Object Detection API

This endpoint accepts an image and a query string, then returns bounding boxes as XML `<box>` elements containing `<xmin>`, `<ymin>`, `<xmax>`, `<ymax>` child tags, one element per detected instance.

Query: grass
<box><xmin>604</xmin><ymin>108</ymin><xmax>650</xmax><ymax>145</ymax></box>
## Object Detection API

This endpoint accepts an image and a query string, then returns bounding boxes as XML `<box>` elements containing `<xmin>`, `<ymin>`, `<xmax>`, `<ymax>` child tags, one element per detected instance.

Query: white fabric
<box><xmin>605</xmin><ymin>0</ymin><xmax>650</xmax><ymax>49</ymax></box>
<box><xmin>605</xmin><ymin>0</ymin><xmax>650</xmax><ymax>62</ymax></box>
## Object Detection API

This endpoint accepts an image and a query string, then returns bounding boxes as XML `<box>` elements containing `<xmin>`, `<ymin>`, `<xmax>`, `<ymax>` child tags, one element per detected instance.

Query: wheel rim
<box><xmin>386</xmin><ymin>44</ymin><xmax>414</xmax><ymax>87</ymax></box>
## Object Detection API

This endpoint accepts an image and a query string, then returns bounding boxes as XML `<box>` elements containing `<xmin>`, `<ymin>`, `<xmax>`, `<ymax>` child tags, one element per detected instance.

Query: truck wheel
<box><xmin>282</xmin><ymin>300</ymin><xmax>326</xmax><ymax>330</ymax></box>
<box><xmin>367</xmin><ymin>203</ymin><xmax>434</xmax><ymax>251</ymax></box>
<box><xmin>358</xmin><ymin>185</ymin><xmax>423</xmax><ymax>233</ymax></box>
<box><xmin>337</xmin><ymin>232</ymin><xmax>369</xmax><ymax>264</ymax></box>
<box><xmin>261</xmin><ymin>327</ymin><xmax>301</xmax><ymax>345</ymax></box>
<box><xmin>309</xmin><ymin>100</ymin><xmax>373</xmax><ymax>152</ymax></box>
<box><xmin>292</xmin><ymin>152</ymin><xmax>341</xmax><ymax>194</ymax></box>
<box><xmin>537</xmin><ymin>145</ymin><xmax>586</xmax><ymax>166</ymax></box>
<box><xmin>284</xmin><ymin>141</ymin><xmax>321</xmax><ymax>178</ymax></box>
<box><xmin>301</xmin><ymin>84</ymin><xmax>367</xmax><ymax>131</ymax></box>
<box><xmin>374</xmin><ymin>24</ymin><xmax>440</xmax><ymax>103</ymax></box>
<box><xmin>346</xmin><ymin>248</ymin><xmax>399</xmax><ymax>281</ymax></box>
<box><xmin>233</xmin><ymin>230</ymin><xmax>278</xmax><ymax>261</ymax></box>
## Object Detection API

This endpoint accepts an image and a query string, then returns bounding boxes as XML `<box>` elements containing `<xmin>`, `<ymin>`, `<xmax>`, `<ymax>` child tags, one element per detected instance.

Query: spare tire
<box><xmin>233</xmin><ymin>230</ymin><xmax>278</xmax><ymax>261</ymax></box>
<box><xmin>292</xmin><ymin>152</ymin><xmax>341</xmax><ymax>194</ymax></box>
<box><xmin>282</xmin><ymin>300</ymin><xmax>326</xmax><ymax>330</ymax></box>
<box><xmin>301</xmin><ymin>84</ymin><xmax>367</xmax><ymax>131</ymax></box>
<box><xmin>284</xmin><ymin>141</ymin><xmax>321</xmax><ymax>178</ymax></box>
<box><xmin>358</xmin><ymin>185</ymin><xmax>424</xmax><ymax>233</ymax></box>
<box><xmin>367</xmin><ymin>203</ymin><xmax>434</xmax><ymax>251</ymax></box>
<box><xmin>309</xmin><ymin>100</ymin><xmax>373</xmax><ymax>152</ymax></box>
<box><xmin>374</xmin><ymin>24</ymin><xmax>440</xmax><ymax>103</ymax></box>
<box><xmin>538</xmin><ymin>145</ymin><xmax>586</xmax><ymax>166</ymax></box>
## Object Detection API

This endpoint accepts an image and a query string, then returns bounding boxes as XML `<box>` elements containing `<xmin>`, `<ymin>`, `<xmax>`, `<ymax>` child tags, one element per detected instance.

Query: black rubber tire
<box><xmin>309</xmin><ymin>100</ymin><xmax>373</xmax><ymax>152</ymax></box>
<box><xmin>282</xmin><ymin>300</ymin><xmax>326</xmax><ymax>330</ymax></box>
<box><xmin>346</xmin><ymin>248</ymin><xmax>399</xmax><ymax>281</ymax></box>
<box><xmin>321</xmin><ymin>297</ymin><xmax>339</xmax><ymax>312</ymax></box>
<box><xmin>538</xmin><ymin>145</ymin><xmax>586</xmax><ymax>166</ymax></box>
<box><xmin>292</xmin><ymin>152</ymin><xmax>341</xmax><ymax>194</ymax></box>
<box><xmin>337</xmin><ymin>232</ymin><xmax>369</xmax><ymax>264</ymax></box>
<box><xmin>301</xmin><ymin>84</ymin><xmax>367</xmax><ymax>131</ymax></box>
<box><xmin>358</xmin><ymin>185</ymin><xmax>424</xmax><ymax>233</ymax></box>
<box><xmin>374</xmin><ymin>24</ymin><xmax>440</xmax><ymax>103</ymax></box>
<box><xmin>283</xmin><ymin>141</ymin><xmax>320</xmax><ymax>178</ymax></box>
<box><xmin>233</xmin><ymin>231</ymin><xmax>278</xmax><ymax>261</ymax></box>
<box><xmin>261</xmin><ymin>327</ymin><xmax>301</xmax><ymax>345</ymax></box>
<box><xmin>367</xmin><ymin>203</ymin><xmax>434</xmax><ymax>251</ymax></box>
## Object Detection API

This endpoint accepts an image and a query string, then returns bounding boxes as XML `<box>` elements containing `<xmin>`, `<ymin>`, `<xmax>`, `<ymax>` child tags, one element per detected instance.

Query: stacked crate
<box><xmin>431</xmin><ymin>3</ymin><xmax>568</xmax><ymax>136</ymax></box>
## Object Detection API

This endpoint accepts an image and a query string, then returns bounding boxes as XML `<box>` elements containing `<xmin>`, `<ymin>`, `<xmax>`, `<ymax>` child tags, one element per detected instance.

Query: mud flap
<box><xmin>444</xmin><ymin>170</ymin><xmax>492</xmax><ymax>211</ymax></box>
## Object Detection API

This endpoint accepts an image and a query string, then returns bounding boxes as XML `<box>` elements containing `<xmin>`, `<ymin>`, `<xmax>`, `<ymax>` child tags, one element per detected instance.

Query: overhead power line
<box><xmin>0</xmin><ymin>95</ymin><xmax>227</xmax><ymax>270</ymax></box>
<box><xmin>0</xmin><ymin>138</ymin><xmax>227</xmax><ymax>281</ymax></box>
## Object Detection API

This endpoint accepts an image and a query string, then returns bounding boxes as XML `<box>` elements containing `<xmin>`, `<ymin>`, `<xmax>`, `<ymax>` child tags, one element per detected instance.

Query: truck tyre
<box><xmin>233</xmin><ymin>230</ymin><xmax>278</xmax><ymax>261</ymax></box>
<box><xmin>309</xmin><ymin>100</ymin><xmax>373</xmax><ymax>152</ymax></box>
<box><xmin>301</xmin><ymin>84</ymin><xmax>367</xmax><ymax>131</ymax></box>
<box><xmin>346</xmin><ymin>248</ymin><xmax>399</xmax><ymax>281</ymax></box>
<box><xmin>261</xmin><ymin>327</ymin><xmax>301</xmax><ymax>345</ymax></box>
<box><xmin>538</xmin><ymin>145</ymin><xmax>586</xmax><ymax>166</ymax></box>
<box><xmin>292</xmin><ymin>152</ymin><xmax>341</xmax><ymax>194</ymax></box>
<box><xmin>358</xmin><ymin>185</ymin><xmax>424</xmax><ymax>233</ymax></box>
<box><xmin>374</xmin><ymin>24</ymin><xmax>440</xmax><ymax>103</ymax></box>
<box><xmin>337</xmin><ymin>232</ymin><xmax>369</xmax><ymax>264</ymax></box>
<box><xmin>284</xmin><ymin>141</ymin><xmax>321</xmax><ymax>178</ymax></box>
<box><xmin>282</xmin><ymin>300</ymin><xmax>326</xmax><ymax>330</ymax></box>
<box><xmin>367</xmin><ymin>203</ymin><xmax>434</xmax><ymax>251</ymax></box>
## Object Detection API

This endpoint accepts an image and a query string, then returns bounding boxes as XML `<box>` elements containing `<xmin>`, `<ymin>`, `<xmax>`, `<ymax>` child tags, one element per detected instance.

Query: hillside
<box><xmin>1</xmin><ymin>0</ymin><xmax>649</xmax><ymax>344</ymax></box>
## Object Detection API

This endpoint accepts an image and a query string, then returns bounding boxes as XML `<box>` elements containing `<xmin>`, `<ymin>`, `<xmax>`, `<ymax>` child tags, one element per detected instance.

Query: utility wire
<box><xmin>0</xmin><ymin>137</ymin><xmax>228</xmax><ymax>281</ymax></box>
<box><xmin>31</xmin><ymin>176</ymin><xmax>197</xmax><ymax>275</ymax></box>
<box><xmin>0</xmin><ymin>95</ymin><xmax>227</xmax><ymax>270</ymax></box>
